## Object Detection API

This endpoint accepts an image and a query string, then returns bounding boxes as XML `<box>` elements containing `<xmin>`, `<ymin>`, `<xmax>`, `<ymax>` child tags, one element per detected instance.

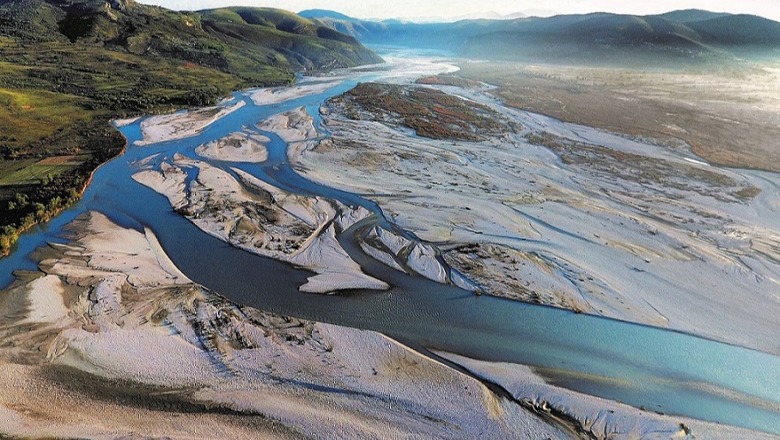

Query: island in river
<box><xmin>1</xmin><ymin>50</ymin><xmax>779</xmax><ymax>439</ymax></box>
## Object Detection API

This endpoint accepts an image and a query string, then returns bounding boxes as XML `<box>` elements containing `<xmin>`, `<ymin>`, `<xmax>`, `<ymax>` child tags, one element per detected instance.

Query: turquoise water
<box><xmin>0</xmin><ymin>67</ymin><xmax>778</xmax><ymax>435</ymax></box>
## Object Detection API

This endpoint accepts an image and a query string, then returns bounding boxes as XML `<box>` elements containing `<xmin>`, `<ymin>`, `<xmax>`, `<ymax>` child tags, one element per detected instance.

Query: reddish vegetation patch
<box><xmin>36</xmin><ymin>155</ymin><xmax>83</xmax><ymax>166</ymax></box>
<box><xmin>330</xmin><ymin>82</ymin><xmax>515</xmax><ymax>142</ymax></box>
<box><xmin>416</xmin><ymin>75</ymin><xmax>482</xmax><ymax>88</ymax></box>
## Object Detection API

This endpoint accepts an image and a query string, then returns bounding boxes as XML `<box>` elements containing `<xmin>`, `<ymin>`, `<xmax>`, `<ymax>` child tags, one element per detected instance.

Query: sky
<box><xmin>140</xmin><ymin>0</ymin><xmax>780</xmax><ymax>22</ymax></box>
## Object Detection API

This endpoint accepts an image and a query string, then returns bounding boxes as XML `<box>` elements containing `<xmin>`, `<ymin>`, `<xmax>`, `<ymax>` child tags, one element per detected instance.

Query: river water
<box><xmin>1</xmin><ymin>53</ymin><xmax>779</xmax><ymax>435</ymax></box>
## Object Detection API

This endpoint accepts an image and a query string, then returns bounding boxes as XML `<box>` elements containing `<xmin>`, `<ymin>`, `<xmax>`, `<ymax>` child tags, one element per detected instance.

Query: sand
<box><xmin>112</xmin><ymin>115</ymin><xmax>142</xmax><ymax>127</ymax></box>
<box><xmin>437</xmin><ymin>351</ymin><xmax>780</xmax><ymax>440</ymax></box>
<box><xmin>195</xmin><ymin>131</ymin><xmax>269</xmax><ymax>163</ymax></box>
<box><xmin>258</xmin><ymin>106</ymin><xmax>320</xmax><ymax>146</ymax></box>
<box><xmin>249</xmin><ymin>80</ymin><xmax>341</xmax><ymax>106</ymax></box>
<box><xmin>133</xmin><ymin>153</ymin><xmax>388</xmax><ymax>294</ymax></box>
<box><xmin>0</xmin><ymin>211</ymin><xmax>567</xmax><ymax>439</ymax></box>
<box><xmin>135</xmin><ymin>100</ymin><xmax>246</xmax><ymax>146</ymax></box>
<box><xmin>23</xmin><ymin>275</ymin><xmax>69</xmax><ymax>324</ymax></box>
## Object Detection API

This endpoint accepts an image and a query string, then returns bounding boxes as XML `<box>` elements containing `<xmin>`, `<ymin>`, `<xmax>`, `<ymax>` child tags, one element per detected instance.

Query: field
<box><xmin>457</xmin><ymin>61</ymin><xmax>780</xmax><ymax>172</ymax></box>
<box><xmin>0</xmin><ymin>161</ymin><xmax>77</xmax><ymax>186</ymax></box>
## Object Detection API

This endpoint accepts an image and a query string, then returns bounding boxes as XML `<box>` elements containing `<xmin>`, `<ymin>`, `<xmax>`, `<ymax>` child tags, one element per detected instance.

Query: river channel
<box><xmin>1</xmin><ymin>54</ymin><xmax>779</xmax><ymax>435</ymax></box>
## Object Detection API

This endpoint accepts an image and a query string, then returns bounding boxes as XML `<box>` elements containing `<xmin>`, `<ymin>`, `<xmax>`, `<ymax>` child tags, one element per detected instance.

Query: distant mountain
<box><xmin>688</xmin><ymin>15</ymin><xmax>780</xmax><ymax>46</ymax></box>
<box><xmin>404</xmin><ymin>11</ymin><xmax>527</xmax><ymax>23</ymax></box>
<box><xmin>652</xmin><ymin>9</ymin><xmax>731</xmax><ymax>23</ymax></box>
<box><xmin>303</xmin><ymin>11</ymin><xmax>517</xmax><ymax>50</ymax></box>
<box><xmin>301</xmin><ymin>8</ymin><xmax>525</xmax><ymax>24</ymax></box>
<box><xmin>308</xmin><ymin>8</ymin><xmax>780</xmax><ymax>65</ymax></box>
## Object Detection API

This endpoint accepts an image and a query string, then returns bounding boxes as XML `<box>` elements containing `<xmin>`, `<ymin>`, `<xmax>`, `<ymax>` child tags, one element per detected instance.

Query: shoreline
<box><xmin>0</xmin><ymin>126</ymin><xmax>127</xmax><ymax>259</ymax></box>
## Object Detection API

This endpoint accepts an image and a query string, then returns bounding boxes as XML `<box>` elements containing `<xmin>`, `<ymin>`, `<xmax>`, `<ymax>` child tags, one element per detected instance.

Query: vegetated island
<box><xmin>0</xmin><ymin>0</ymin><xmax>381</xmax><ymax>256</ymax></box>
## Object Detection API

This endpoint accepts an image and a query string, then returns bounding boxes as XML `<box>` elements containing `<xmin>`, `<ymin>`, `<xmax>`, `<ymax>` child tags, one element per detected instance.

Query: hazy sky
<box><xmin>140</xmin><ymin>0</ymin><xmax>780</xmax><ymax>22</ymax></box>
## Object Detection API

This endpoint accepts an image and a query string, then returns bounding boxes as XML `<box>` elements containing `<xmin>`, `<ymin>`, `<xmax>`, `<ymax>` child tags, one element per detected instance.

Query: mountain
<box><xmin>302</xmin><ymin>10</ymin><xmax>517</xmax><ymax>50</ymax></box>
<box><xmin>2</xmin><ymin>1</ymin><xmax>383</xmax><ymax>75</ymax></box>
<box><xmin>652</xmin><ymin>9</ymin><xmax>731</xmax><ymax>23</ymax></box>
<box><xmin>0</xmin><ymin>0</ymin><xmax>381</xmax><ymax>255</ymax></box>
<box><xmin>302</xmin><ymin>8</ymin><xmax>525</xmax><ymax>25</ymax></box>
<box><xmin>308</xmin><ymin>9</ymin><xmax>780</xmax><ymax>65</ymax></box>
<box><xmin>688</xmin><ymin>15</ymin><xmax>780</xmax><ymax>46</ymax></box>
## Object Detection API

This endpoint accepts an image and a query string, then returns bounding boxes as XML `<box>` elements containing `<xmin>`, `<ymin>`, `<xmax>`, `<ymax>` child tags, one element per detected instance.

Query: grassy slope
<box><xmin>0</xmin><ymin>0</ymin><xmax>381</xmax><ymax>255</ymax></box>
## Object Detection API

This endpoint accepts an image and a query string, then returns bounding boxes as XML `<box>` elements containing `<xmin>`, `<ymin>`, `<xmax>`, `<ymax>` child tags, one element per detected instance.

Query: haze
<box><xmin>140</xmin><ymin>0</ymin><xmax>780</xmax><ymax>22</ymax></box>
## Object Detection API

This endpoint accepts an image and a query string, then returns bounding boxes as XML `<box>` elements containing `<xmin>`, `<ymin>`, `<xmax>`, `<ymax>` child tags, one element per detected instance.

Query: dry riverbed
<box><xmin>0</xmin><ymin>194</ymin><xmax>765</xmax><ymax>440</ymax></box>
<box><xmin>132</xmin><ymin>153</ymin><xmax>387</xmax><ymax>294</ymax></box>
<box><xmin>284</xmin><ymin>81</ymin><xmax>780</xmax><ymax>356</ymax></box>
<box><xmin>455</xmin><ymin>61</ymin><xmax>780</xmax><ymax>172</ymax></box>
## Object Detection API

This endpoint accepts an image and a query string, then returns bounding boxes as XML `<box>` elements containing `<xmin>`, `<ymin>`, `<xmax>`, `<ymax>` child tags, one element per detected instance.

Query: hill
<box><xmin>652</xmin><ymin>9</ymin><xmax>731</xmax><ymax>23</ymax></box>
<box><xmin>0</xmin><ymin>0</ymin><xmax>381</xmax><ymax>256</ymax></box>
<box><xmin>299</xmin><ymin>9</ymin><xmax>352</xmax><ymax>21</ymax></box>
<box><xmin>688</xmin><ymin>14</ymin><xmax>780</xmax><ymax>46</ymax></box>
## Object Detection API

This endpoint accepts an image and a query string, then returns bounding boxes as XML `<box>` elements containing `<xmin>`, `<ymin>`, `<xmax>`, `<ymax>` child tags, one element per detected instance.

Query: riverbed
<box><xmin>1</xmin><ymin>50</ymin><xmax>779</xmax><ymax>437</ymax></box>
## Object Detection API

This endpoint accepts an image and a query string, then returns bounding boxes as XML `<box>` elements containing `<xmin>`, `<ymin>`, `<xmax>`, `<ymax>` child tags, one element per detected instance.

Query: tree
<box><xmin>13</xmin><ymin>192</ymin><xmax>29</xmax><ymax>208</ymax></box>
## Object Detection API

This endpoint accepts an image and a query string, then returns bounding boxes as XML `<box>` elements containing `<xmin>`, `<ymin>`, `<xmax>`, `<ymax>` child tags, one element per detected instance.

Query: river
<box><xmin>1</xmin><ymin>52</ymin><xmax>779</xmax><ymax>435</ymax></box>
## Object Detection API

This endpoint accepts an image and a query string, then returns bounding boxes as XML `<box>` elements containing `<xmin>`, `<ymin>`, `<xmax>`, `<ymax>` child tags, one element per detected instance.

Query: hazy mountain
<box><xmin>306</xmin><ymin>8</ymin><xmax>780</xmax><ymax>65</ymax></box>
<box><xmin>688</xmin><ymin>15</ymin><xmax>780</xmax><ymax>46</ymax></box>
<box><xmin>302</xmin><ymin>10</ymin><xmax>520</xmax><ymax>50</ymax></box>
<box><xmin>402</xmin><ymin>11</ymin><xmax>527</xmax><ymax>23</ymax></box>
<box><xmin>652</xmin><ymin>9</ymin><xmax>731</xmax><ymax>23</ymax></box>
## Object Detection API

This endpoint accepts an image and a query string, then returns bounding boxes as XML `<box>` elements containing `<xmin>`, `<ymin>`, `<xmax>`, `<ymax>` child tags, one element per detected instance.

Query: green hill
<box><xmin>0</xmin><ymin>0</ymin><xmax>381</xmax><ymax>256</ymax></box>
